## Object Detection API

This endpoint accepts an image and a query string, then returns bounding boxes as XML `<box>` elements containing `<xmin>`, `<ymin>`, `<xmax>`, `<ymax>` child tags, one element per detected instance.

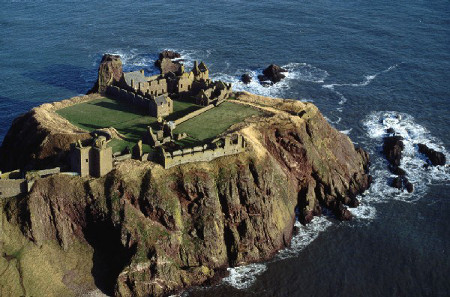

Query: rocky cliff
<box><xmin>0</xmin><ymin>92</ymin><xmax>370</xmax><ymax>297</ymax></box>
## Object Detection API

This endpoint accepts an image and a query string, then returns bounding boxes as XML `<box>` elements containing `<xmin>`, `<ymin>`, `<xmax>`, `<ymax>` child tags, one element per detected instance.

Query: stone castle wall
<box><xmin>106</xmin><ymin>86</ymin><xmax>151</xmax><ymax>111</ymax></box>
<box><xmin>159</xmin><ymin>135</ymin><xmax>246</xmax><ymax>169</ymax></box>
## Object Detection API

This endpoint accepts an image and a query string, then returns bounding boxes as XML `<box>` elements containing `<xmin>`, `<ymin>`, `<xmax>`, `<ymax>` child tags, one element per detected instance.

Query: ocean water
<box><xmin>1</xmin><ymin>1</ymin><xmax>449</xmax><ymax>296</ymax></box>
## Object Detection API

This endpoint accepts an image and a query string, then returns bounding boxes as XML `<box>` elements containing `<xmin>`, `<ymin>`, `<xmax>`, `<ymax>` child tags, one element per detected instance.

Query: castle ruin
<box><xmin>70</xmin><ymin>136</ymin><xmax>113</xmax><ymax>178</ymax></box>
<box><xmin>156</xmin><ymin>134</ymin><xmax>246</xmax><ymax>169</ymax></box>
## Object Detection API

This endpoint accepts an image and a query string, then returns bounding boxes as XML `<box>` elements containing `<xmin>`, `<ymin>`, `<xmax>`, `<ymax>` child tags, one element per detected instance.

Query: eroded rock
<box><xmin>88</xmin><ymin>54</ymin><xmax>123</xmax><ymax>94</ymax></box>
<box><xmin>383</xmin><ymin>135</ymin><xmax>404</xmax><ymax>167</ymax></box>
<box><xmin>418</xmin><ymin>143</ymin><xmax>446</xmax><ymax>166</ymax></box>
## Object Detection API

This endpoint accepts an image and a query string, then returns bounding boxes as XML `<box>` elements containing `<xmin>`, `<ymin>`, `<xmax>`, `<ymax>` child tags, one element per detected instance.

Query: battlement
<box><xmin>157</xmin><ymin>134</ymin><xmax>246</xmax><ymax>169</ymax></box>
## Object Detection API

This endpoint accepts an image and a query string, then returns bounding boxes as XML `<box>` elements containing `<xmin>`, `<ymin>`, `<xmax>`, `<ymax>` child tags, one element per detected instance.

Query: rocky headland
<box><xmin>0</xmin><ymin>81</ymin><xmax>371</xmax><ymax>296</ymax></box>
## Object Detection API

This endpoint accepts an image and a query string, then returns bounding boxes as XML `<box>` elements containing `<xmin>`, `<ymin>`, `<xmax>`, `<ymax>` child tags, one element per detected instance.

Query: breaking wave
<box><xmin>220</xmin><ymin>111</ymin><xmax>449</xmax><ymax>291</ymax></box>
<box><xmin>362</xmin><ymin>111</ymin><xmax>449</xmax><ymax>203</ymax></box>
<box><xmin>222</xmin><ymin>263</ymin><xmax>267</xmax><ymax>290</ymax></box>
<box><xmin>322</xmin><ymin>64</ymin><xmax>401</xmax><ymax>111</ymax></box>
<box><xmin>211</xmin><ymin>62</ymin><xmax>329</xmax><ymax>99</ymax></box>
<box><xmin>323</xmin><ymin>64</ymin><xmax>400</xmax><ymax>90</ymax></box>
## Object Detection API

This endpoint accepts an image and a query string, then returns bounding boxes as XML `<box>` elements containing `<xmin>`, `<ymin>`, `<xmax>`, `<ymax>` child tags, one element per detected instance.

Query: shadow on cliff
<box><xmin>23</xmin><ymin>64</ymin><xmax>96</xmax><ymax>94</ymax></box>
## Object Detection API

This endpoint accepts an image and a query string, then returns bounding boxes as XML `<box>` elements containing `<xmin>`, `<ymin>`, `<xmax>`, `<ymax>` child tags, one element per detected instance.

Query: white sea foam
<box><xmin>339</xmin><ymin>128</ymin><xmax>352</xmax><ymax>135</ymax></box>
<box><xmin>322</xmin><ymin>64</ymin><xmax>400</xmax><ymax>111</ymax></box>
<box><xmin>323</xmin><ymin>64</ymin><xmax>400</xmax><ymax>90</ymax></box>
<box><xmin>223</xmin><ymin>216</ymin><xmax>334</xmax><ymax>290</ymax></box>
<box><xmin>362</xmin><ymin>111</ymin><xmax>449</xmax><ymax>203</ymax></box>
<box><xmin>276</xmin><ymin>217</ymin><xmax>333</xmax><ymax>260</ymax></box>
<box><xmin>351</xmin><ymin>200</ymin><xmax>377</xmax><ymax>221</ymax></box>
<box><xmin>211</xmin><ymin>62</ymin><xmax>329</xmax><ymax>98</ymax></box>
<box><xmin>224</xmin><ymin>111</ymin><xmax>449</xmax><ymax>291</ymax></box>
<box><xmin>222</xmin><ymin>263</ymin><xmax>267</xmax><ymax>289</ymax></box>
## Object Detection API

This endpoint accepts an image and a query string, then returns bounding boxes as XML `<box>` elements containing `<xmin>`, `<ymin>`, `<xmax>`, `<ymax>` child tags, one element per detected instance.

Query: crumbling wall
<box><xmin>159</xmin><ymin>135</ymin><xmax>246</xmax><ymax>169</ymax></box>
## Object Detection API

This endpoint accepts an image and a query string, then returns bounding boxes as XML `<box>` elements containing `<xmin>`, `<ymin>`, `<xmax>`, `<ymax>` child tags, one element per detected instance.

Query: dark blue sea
<box><xmin>1</xmin><ymin>1</ymin><xmax>449</xmax><ymax>296</ymax></box>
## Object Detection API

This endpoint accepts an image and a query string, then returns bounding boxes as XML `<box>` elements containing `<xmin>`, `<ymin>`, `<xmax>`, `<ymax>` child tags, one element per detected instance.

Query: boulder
<box><xmin>258</xmin><ymin>64</ymin><xmax>287</xmax><ymax>84</ymax></box>
<box><xmin>88</xmin><ymin>54</ymin><xmax>123</xmax><ymax>94</ymax></box>
<box><xmin>241</xmin><ymin>73</ymin><xmax>252</xmax><ymax>84</ymax></box>
<box><xmin>417</xmin><ymin>143</ymin><xmax>446</xmax><ymax>166</ymax></box>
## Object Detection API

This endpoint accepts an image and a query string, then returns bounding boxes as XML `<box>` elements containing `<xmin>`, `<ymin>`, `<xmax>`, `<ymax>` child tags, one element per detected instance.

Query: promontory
<box><xmin>0</xmin><ymin>53</ymin><xmax>371</xmax><ymax>297</ymax></box>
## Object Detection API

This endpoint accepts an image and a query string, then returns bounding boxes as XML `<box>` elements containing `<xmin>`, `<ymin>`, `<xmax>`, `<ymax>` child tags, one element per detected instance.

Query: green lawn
<box><xmin>56</xmin><ymin>97</ymin><xmax>198</xmax><ymax>153</ymax></box>
<box><xmin>173</xmin><ymin>101</ymin><xmax>262</xmax><ymax>142</ymax></box>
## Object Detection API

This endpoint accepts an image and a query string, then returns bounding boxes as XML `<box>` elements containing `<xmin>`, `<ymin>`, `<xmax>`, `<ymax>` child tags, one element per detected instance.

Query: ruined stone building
<box><xmin>195</xmin><ymin>81</ymin><xmax>232</xmax><ymax>106</ymax></box>
<box><xmin>106</xmin><ymin>85</ymin><xmax>173</xmax><ymax>118</ymax></box>
<box><xmin>70</xmin><ymin>136</ymin><xmax>113</xmax><ymax>178</ymax></box>
<box><xmin>107</xmin><ymin>60</ymin><xmax>230</xmax><ymax>115</ymax></box>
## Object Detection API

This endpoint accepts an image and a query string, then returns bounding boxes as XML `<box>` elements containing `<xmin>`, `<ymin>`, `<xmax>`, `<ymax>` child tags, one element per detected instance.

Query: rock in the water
<box><xmin>155</xmin><ymin>50</ymin><xmax>183</xmax><ymax>75</ymax></box>
<box><xmin>241</xmin><ymin>73</ymin><xmax>252</xmax><ymax>84</ymax></box>
<box><xmin>383</xmin><ymin>135</ymin><xmax>404</xmax><ymax>166</ymax></box>
<box><xmin>391</xmin><ymin>176</ymin><xmax>403</xmax><ymax>189</ymax></box>
<box><xmin>258</xmin><ymin>64</ymin><xmax>287</xmax><ymax>84</ymax></box>
<box><xmin>389</xmin><ymin>165</ymin><xmax>406</xmax><ymax>176</ymax></box>
<box><xmin>159</xmin><ymin>50</ymin><xmax>181</xmax><ymax>60</ymax></box>
<box><xmin>88</xmin><ymin>54</ymin><xmax>123</xmax><ymax>94</ymax></box>
<box><xmin>405</xmin><ymin>180</ymin><xmax>414</xmax><ymax>193</ymax></box>
<box><xmin>156</xmin><ymin>58</ymin><xmax>182</xmax><ymax>75</ymax></box>
<box><xmin>386</xmin><ymin>127</ymin><xmax>395</xmax><ymax>134</ymax></box>
<box><xmin>334</xmin><ymin>202</ymin><xmax>352</xmax><ymax>221</ymax></box>
<box><xmin>418</xmin><ymin>143</ymin><xmax>446</xmax><ymax>166</ymax></box>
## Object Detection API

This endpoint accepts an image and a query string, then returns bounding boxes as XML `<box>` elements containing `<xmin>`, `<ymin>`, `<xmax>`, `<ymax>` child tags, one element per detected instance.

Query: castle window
<box><xmin>180</xmin><ymin>84</ymin><xmax>183</xmax><ymax>88</ymax></box>
<box><xmin>85</xmin><ymin>159</ymin><xmax>88</xmax><ymax>162</ymax></box>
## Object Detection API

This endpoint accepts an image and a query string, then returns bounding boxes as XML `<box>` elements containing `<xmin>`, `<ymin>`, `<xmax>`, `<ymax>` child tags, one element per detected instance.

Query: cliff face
<box><xmin>0</xmin><ymin>94</ymin><xmax>100</xmax><ymax>172</ymax></box>
<box><xmin>0</xmin><ymin>93</ymin><xmax>370</xmax><ymax>297</ymax></box>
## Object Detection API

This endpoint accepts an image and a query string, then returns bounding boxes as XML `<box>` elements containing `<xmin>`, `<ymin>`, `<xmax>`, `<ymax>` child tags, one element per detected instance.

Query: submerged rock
<box><xmin>417</xmin><ymin>143</ymin><xmax>446</xmax><ymax>166</ymax></box>
<box><xmin>258</xmin><ymin>64</ymin><xmax>287</xmax><ymax>84</ymax></box>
